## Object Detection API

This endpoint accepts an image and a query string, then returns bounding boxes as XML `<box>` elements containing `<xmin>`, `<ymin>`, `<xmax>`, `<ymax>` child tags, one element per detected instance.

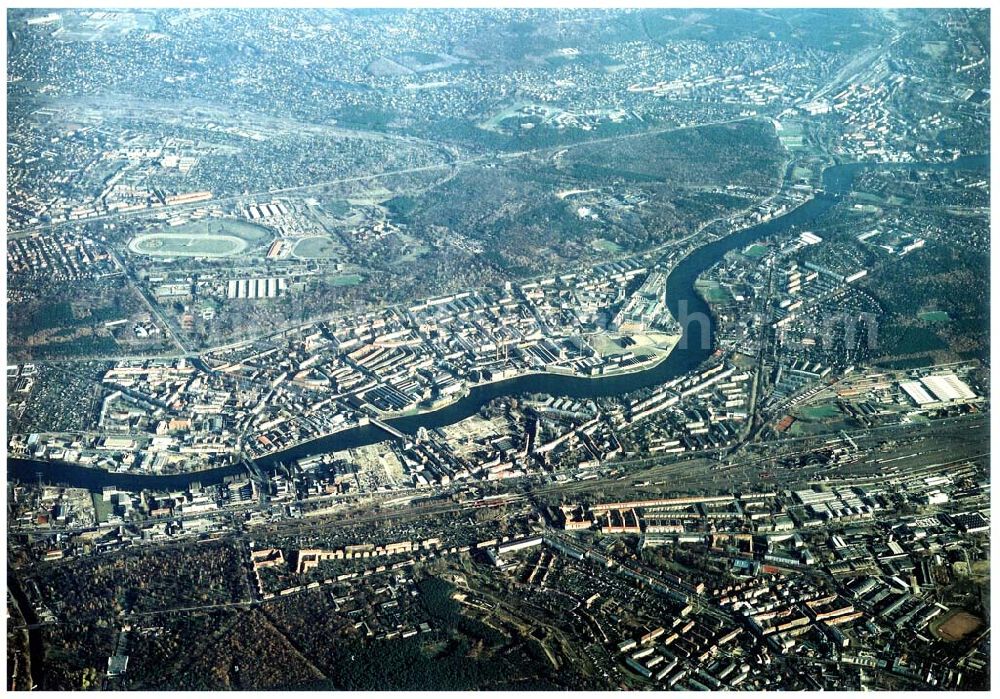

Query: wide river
<box><xmin>9</xmin><ymin>155</ymin><xmax>988</xmax><ymax>492</ymax></box>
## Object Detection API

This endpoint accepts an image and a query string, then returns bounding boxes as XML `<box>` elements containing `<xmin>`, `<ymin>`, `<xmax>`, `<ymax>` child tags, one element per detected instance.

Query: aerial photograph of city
<box><xmin>4</xmin><ymin>4</ymin><xmax>991</xmax><ymax>692</ymax></box>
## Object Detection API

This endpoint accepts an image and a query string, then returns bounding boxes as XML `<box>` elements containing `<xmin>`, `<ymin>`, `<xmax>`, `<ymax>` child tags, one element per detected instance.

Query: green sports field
<box><xmin>293</xmin><ymin>236</ymin><xmax>339</xmax><ymax>259</ymax></box>
<box><xmin>128</xmin><ymin>218</ymin><xmax>272</xmax><ymax>258</ymax></box>
<box><xmin>129</xmin><ymin>233</ymin><xmax>247</xmax><ymax>257</ymax></box>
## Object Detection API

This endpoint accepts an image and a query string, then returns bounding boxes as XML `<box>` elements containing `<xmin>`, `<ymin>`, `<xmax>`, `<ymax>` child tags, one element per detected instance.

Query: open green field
<box><xmin>779</xmin><ymin>135</ymin><xmax>805</xmax><ymax>149</ymax></box>
<box><xmin>744</xmin><ymin>244</ymin><xmax>768</xmax><ymax>259</ymax></box>
<box><xmin>922</xmin><ymin>41</ymin><xmax>949</xmax><ymax>59</ymax></box>
<box><xmin>91</xmin><ymin>493</ymin><xmax>114</xmax><ymax>524</ymax></box>
<box><xmin>293</xmin><ymin>236</ymin><xmax>339</xmax><ymax>259</ymax></box>
<box><xmin>129</xmin><ymin>233</ymin><xmax>247</xmax><ymax>258</ymax></box>
<box><xmin>478</xmin><ymin>101</ymin><xmax>556</xmax><ymax>132</ymax></box>
<box><xmin>696</xmin><ymin>280</ymin><xmax>729</xmax><ymax>303</ymax></box>
<box><xmin>331</xmin><ymin>274</ymin><xmax>364</xmax><ymax>287</ymax></box>
<box><xmin>852</xmin><ymin>192</ymin><xmax>884</xmax><ymax>205</ymax></box>
<box><xmin>591</xmin><ymin>238</ymin><xmax>623</xmax><ymax>254</ymax></box>
<box><xmin>129</xmin><ymin>218</ymin><xmax>272</xmax><ymax>258</ymax></box>
<box><xmin>918</xmin><ymin>310</ymin><xmax>950</xmax><ymax>323</ymax></box>
<box><xmin>798</xmin><ymin>404</ymin><xmax>841</xmax><ymax>420</ymax></box>
<box><xmin>787</xmin><ymin>417</ymin><xmax>851</xmax><ymax>437</ymax></box>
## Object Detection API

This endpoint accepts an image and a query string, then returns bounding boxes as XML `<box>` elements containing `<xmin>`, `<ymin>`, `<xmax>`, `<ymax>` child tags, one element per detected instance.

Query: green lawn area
<box><xmin>744</xmin><ymin>244</ymin><xmax>768</xmax><ymax>259</ymax></box>
<box><xmin>798</xmin><ymin>404</ymin><xmax>841</xmax><ymax>420</ymax></box>
<box><xmin>331</xmin><ymin>274</ymin><xmax>364</xmax><ymax>287</ymax></box>
<box><xmin>852</xmin><ymin>192</ymin><xmax>884</xmax><ymax>204</ymax></box>
<box><xmin>918</xmin><ymin>310</ymin><xmax>950</xmax><ymax>323</ymax></box>
<box><xmin>696</xmin><ymin>280</ymin><xmax>729</xmax><ymax>303</ymax></box>
<box><xmin>779</xmin><ymin>135</ymin><xmax>805</xmax><ymax>149</ymax></box>
<box><xmin>92</xmin><ymin>493</ymin><xmax>114</xmax><ymax>524</ymax></box>
<box><xmin>129</xmin><ymin>217</ymin><xmax>273</xmax><ymax>258</ymax></box>
<box><xmin>922</xmin><ymin>41</ymin><xmax>949</xmax><ymax>59</ymax></box>
<box><xmin>592</xmin><ymin>238</ymin><xmax>623</xmax><ymax>254</ymax></box>
<box><xmin>788</xmin><ymin>417</ymin><xmax>851</xmax><ymax>436</ymax></box>
<box><xmin>479</xmin><ymin>101</ymin><xmax>546</xmax><ymax>131</ymax></box>
<box><xmin>293</xmin><ymin>236</ymin><xmax>339</xmax><ymax>259</ymax></box>
<box><xmin>130</xmin><ymin>233</ymin><xmax>246</xmax><ymax>257</ymax></box>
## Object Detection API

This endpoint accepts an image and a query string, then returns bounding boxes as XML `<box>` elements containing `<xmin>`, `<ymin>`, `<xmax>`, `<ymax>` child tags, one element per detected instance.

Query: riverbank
<box><xmin>8</xmin><ymin>154</ymin><xmax>988</xmax><ymax>490</ymax></box>
<box><xmin>7</xmin><ymin>456</ymin><xmax>246</xmax><ymax>493</ymax></box>
<box><xmin>13</xmin><ymin>333</ymin><xmax>682</xmax><ymax>487</ymax></box>
<box><xmin>378</xmin><ymin>339</ymin><xmax>678</xmax><ymax>420</ymax></box>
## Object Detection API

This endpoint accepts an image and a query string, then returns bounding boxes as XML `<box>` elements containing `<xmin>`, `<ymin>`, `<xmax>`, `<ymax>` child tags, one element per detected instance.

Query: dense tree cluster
<box><xmin>30</xmin><ymin>541</ymin><xmax>248</xmax><ymax>622</ymax></box>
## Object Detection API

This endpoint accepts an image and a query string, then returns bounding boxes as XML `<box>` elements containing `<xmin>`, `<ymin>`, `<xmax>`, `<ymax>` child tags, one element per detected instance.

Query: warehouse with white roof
<box><xmin>899</xmin><ymin>373</ymin><xmax>978</xmax><ymax>407</ymax></box>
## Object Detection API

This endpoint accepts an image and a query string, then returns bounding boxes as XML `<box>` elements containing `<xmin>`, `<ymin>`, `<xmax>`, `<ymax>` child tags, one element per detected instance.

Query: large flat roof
<box><xmin>920</xmin><ymin>374</ymin><xmax>977</xmax><ymax>403</ymax></box>
<box><xmin>900</xmin><ymin>380</ymin><xmax>935</xmax><ymax>406</ymax></box>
